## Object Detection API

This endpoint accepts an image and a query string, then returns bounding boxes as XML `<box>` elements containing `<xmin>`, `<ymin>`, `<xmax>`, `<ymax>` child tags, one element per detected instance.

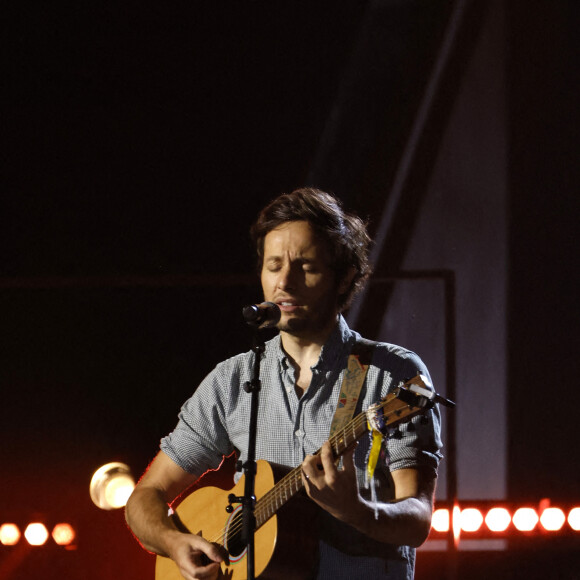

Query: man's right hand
<box><xmin>166</xmin><ymin>531</ymin><xmax>229</xmax><ymax>580</ymax></box>
<box><xmin>125</xmin><ymin>452</ymin><xmax>229</xmax><ymax>580</ymax></box>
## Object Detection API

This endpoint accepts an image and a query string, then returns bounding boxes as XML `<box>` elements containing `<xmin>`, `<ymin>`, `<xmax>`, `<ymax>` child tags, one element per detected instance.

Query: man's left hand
<box><xmin>301</xmin><ymin>441</ymin><xmax>361</xmax><ymax>525</ymax></box>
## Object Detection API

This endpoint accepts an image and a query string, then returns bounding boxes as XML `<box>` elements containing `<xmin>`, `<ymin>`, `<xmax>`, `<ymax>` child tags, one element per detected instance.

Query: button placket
<box><xmin>293</xmin><ymin>395</ymin><xmax>307</xmax><ymax>462</ymax></box>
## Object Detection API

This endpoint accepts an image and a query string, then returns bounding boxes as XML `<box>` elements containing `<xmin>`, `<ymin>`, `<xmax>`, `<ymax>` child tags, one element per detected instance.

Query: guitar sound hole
<box><xmin>225</xmin><ymin>507</ymin><xmax>245</xmax><ymax>558</ymax></box>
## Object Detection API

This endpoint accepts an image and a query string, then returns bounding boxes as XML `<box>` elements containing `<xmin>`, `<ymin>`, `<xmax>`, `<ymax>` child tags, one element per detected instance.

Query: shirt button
<box><xmin>295</xmin><ymin>429</ymin><xmax>305</xmax><ymax>438</ymax></box>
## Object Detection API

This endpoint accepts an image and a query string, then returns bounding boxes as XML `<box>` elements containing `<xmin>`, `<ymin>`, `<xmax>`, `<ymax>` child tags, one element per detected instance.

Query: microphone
<box><xmin>242</xmin><ymin>302</ymin><xmax>281</xmax><ymax>329</ymax></box>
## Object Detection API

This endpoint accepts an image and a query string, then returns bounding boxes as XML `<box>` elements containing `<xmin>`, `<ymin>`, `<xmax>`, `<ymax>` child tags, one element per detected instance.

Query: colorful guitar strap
<box><xmin>328</xmin><ymin>338</ymin><xmax>387</xmax><ymax>516</ymax></box>
<box><xmin>329</xmin><ymin>338</ymin><xmax>375</xmax><ymax>438</ymax></box>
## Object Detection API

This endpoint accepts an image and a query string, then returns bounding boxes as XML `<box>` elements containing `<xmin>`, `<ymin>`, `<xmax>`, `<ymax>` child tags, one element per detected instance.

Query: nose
<box><xmin>276</xmin><ymin>264</ymin><xmax>296</xmax><ymax>291</ymax></box>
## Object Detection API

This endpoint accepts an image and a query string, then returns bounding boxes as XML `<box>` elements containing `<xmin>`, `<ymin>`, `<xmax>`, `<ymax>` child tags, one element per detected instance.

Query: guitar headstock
<box><xmin>367</xmin><ymin>374</ymin><xmax>455</xmax><ymax>435</ymax></box>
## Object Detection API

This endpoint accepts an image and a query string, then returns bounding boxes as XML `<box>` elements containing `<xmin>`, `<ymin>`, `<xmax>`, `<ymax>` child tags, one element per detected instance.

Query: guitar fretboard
<box><xmin>253</xmin><ymin>391</ymin><xmax>416</xmax><ymax>528</ymax></box>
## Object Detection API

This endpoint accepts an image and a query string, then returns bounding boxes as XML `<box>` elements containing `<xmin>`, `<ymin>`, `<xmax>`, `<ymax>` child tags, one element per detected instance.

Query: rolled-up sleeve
<box><xmin>160</xmin><ymin>362</ymin><xmax>237</xmax><ymax>477</ymax></box>
<box><xmin>375</xmin><ymin>348</ymin><xmax>444</xmax><ymax>475</ymax></box>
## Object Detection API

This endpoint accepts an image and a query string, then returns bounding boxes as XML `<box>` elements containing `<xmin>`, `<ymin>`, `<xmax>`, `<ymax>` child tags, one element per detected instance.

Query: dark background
<box><xmin>1</xmin><ymin>1</ymin><xmax>579</xmax><ymax>578</ymax></box>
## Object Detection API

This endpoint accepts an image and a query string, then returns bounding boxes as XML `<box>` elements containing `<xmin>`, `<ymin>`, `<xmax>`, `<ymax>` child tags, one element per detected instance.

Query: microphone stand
<box><xmin>228</xmin><ymin>328</ymin><xmax>264</xmax><ymax>580</ymax></box>
<box><xmin>230</xmin><ymin>302</ymin><xmax>279</xmax><ymax>579</ymax></box>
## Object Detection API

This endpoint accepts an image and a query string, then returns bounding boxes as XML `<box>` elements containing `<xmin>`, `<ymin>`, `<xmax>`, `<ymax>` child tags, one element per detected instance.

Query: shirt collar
<box><xmin>271</xmin><ymin>314</ymin><xmax>356</xmax><ymax>371</ymax></box>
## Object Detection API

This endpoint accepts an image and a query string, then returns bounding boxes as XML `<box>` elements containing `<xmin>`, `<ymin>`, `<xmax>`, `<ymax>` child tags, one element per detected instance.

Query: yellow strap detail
<box><xmin>366</xmin><ymin>424</ymin><xmax>383</xmax><ymax>480</ymax></box>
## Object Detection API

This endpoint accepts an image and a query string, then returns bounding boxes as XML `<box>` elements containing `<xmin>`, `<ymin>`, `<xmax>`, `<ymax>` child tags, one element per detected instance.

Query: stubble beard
<box><xmin>276</xmin><ymin>302</ymin><xmax>338</xmax><ymax>339</ymax></box>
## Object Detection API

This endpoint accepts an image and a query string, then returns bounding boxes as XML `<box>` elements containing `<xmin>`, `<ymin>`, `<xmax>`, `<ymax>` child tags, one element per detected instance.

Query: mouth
<box><xmin>276</xmin><ymin>300</ymin><xmax>301</xmax><ymax>312</ymax></box>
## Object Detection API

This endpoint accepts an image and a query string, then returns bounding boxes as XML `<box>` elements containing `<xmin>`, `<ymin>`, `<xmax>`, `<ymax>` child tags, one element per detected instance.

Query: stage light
<box><xmin>0</xmin><ymin>523</ymin><xmax>21</xmax><ymax>546</ymax></box>
<box><xmin>568</xmin><ymin>507</ymin><xmax>580</xmax><ymax>531</ymax></box>
<box><xmin>52</xmin><ymin>523</ymin><xmax>76</xmax><ymax>546</ymax></box>
<box><xmin>90</xmin><ymin>462</ymin><xmax>135</xmax><ymax>510</ymax></box>
<box><xmin>431</xmin><ymin>508</ymin><xmax>450</xmax><ymax>532</ymax></box>
<box><xmin>452</xmin><ymin>504</ymin><xmax>461</xmax><ymax>544</ymax></box>
<box><xmin>459</xmin><ymin>508</ymin><xmax>483</xmax><ymax>532</ymax></box>
<box><xmin>428</xmin><ymin>502</ymin><xmax>580</xmax><ymax>543</ymax></box>
<box><xmin>512</xmin><ymin>507</ymin><xmax>539</xmax><ymax>532</ymax></box>
<box><xmin>24</xmin><ymin>523</ymin><xmax>49</xmax><ymax>546</ymax></box>
<box><xmin>540</xmin><ymin>507</ymin><xmax>565</xmax><ymax>531</ymax></box>
<box><xmin>485</xmin><ymin>507</ymin><xmax>511</xmax><ymax>532</ymax></box>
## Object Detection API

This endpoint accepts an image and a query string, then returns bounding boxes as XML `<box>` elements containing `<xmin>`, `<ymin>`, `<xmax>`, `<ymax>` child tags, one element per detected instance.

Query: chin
<box><xmin>280</xmin><ymin>316</ymin><xmax>334</xmax><ymax>337</ymax></box>
<box><xmin>278</xmin><ymin>319</ymin><xmax>306</xmax><ymax>333</ymax></box>
<box><xmin>277</xmin><ymin>315</ymin><xmax>311</xmax><ymax>333</ymax></box>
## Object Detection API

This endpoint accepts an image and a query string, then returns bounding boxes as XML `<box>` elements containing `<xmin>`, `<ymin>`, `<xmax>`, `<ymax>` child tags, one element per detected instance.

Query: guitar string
<box><xmin>205</xmin><ymin>397</ymin><xmax>416</xmax><ymax>548</ymax></box>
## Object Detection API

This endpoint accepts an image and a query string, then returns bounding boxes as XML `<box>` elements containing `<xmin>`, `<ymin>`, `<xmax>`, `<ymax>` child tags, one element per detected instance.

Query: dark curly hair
<box><xmin>250</xmin><ymin>187</ymin><xmax>372</xmax><ymax>311</ymax></box>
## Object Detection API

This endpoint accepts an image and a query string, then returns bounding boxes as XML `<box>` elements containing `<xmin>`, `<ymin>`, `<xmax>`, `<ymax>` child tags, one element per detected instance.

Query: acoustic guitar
<box><xmin>155</xmin><ymin>375</ymin><xmax>448</xmax><ymax>580</ymax></box>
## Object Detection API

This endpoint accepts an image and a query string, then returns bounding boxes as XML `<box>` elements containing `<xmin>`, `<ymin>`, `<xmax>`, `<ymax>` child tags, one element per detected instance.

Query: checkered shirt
<box><xmin>161</xmin><ymin>316</ymin><xmax>442</xmax><ymax>579</ymax></box>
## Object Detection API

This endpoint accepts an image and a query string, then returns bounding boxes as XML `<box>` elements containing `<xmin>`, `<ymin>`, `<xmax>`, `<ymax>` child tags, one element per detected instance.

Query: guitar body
<box><xmin>155</xmin><ymin>460</ymin><xmax>318</xmax><ymax>580</ymax></box>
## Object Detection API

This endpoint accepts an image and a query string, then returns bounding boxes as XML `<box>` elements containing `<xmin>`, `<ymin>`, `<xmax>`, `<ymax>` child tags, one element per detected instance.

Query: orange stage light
<box><xmin>0</xmin><ymin>523</ymin><xmax>21</xmax><ymax>546</ymax></box>
<box><xmin>452</xmin><ymin>504</ymin><xmax>461</xmax><ymax>544</ymax></box>
<box><xmin>485</xmin><ymin>507</ymin><xmax>511</xmax><ymax>532</ymax></box>
<box><xmin>540</xmin><ymin>507</ymin><xmax>566</xmax><ymax>531</ymax></box>
<box><xmin>52</xmin><ymin>523</ymin><xmax>76</xmax><ymax>546</ymax></box>
<box><xmin>459</xmin><ymin>508</ymin><xmax>484</xmax><ymax>532</ymax></box>
<box><xmin>428</xmin><ymin>502</ymin><xmax>580</xmax><ymax>540</ymax></box>
<box><xmin>568</xmin><ymin>507</ymin><xmax>580</xmax><ymax>531</ymax></box>
<box><xmin>511</xmin><ymin>508</ymin><xmax>539</xmax><ymax>532</ymax></box>
<box><xmin>431</xmin><ymin>508</ymin><xmax>450</xmax><ymax>532</ymax></box>
<box><xmin>24</xmin><ymin>523</ymin><xmax>49</xmax><ymax>546</ymax></box>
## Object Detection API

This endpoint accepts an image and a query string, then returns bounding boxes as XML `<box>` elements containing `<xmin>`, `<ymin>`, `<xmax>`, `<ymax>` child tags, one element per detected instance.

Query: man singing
<box><xmin>125</xmin><ymin>188</ymin><xmax>443</xmax><ymax>579</ymax></box>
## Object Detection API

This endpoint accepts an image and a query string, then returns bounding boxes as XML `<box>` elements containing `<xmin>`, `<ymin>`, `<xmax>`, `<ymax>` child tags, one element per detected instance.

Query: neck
<box><xmin>279</xmin><ymin>315</ymin><xmax>339</xmax><ymax>368</ymax></box>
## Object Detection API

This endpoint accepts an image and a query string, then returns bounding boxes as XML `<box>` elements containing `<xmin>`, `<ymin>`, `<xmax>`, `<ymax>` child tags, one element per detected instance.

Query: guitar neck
<box><xmin>253</xmin><ymin>386</ymin><xmax>429</xmax><ymax>528</ymax></box>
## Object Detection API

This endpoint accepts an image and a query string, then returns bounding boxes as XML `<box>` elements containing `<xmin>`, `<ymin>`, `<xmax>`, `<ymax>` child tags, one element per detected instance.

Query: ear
<box><xmin>338</xmin><ymin>267</ymin><xmax>357</xmax><ymax>294</ymax></box>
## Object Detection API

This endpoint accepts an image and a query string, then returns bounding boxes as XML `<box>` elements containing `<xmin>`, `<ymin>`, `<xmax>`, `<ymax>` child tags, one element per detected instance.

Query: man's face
<box><xmin>261</xmin><ymin>220</ymin><xmax>341</xmax><ymax>338</ymax></box>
